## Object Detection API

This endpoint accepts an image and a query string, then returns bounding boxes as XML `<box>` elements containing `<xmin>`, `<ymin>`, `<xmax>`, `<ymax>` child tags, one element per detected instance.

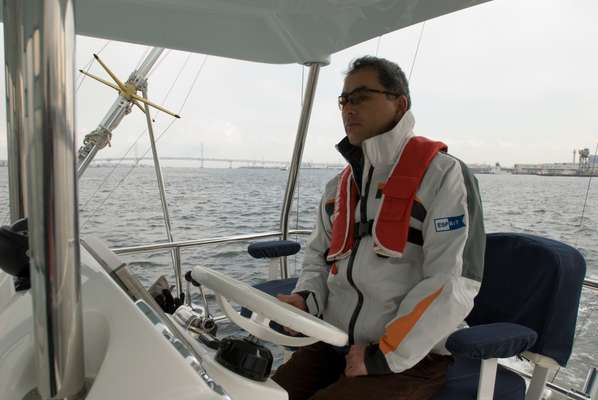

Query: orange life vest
<box><xmin>327</xmin><ymin>136</ymin><xmax>447</xmax><ymax>260</ymax></box>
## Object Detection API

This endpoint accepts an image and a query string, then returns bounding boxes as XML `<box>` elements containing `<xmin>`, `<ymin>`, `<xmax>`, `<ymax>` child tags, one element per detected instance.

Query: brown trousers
<box><xmin>272</xmin><ymin>342</ymin><xmax>450</xmax><ymax>400</ymax></box>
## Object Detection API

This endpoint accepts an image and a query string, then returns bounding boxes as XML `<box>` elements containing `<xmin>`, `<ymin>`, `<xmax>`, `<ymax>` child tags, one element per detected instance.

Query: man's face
<box><xmin>341</xmin><ymin>68</ymin><xmax>407</xmax><ymax>146</ymax></box>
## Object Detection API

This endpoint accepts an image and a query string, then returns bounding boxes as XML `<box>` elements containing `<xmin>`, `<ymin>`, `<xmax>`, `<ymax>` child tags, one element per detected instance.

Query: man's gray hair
<box><xmin>347</xmin><ymin>56</ymin><xmax>411</xmax><ymax>109</ymax></box>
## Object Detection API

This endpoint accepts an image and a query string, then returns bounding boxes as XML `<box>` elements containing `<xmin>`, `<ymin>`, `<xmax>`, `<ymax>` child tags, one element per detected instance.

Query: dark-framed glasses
<box><xmin>338</xmin><ymin>87</ymin><xmax>400</xmax><ymax>110</ymax></box>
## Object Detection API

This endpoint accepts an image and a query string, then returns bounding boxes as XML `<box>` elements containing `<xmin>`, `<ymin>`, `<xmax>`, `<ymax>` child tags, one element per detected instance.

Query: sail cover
<box><xmin>0</xmin><ymin>0</ymin><xmax>491</xmax><ymax>64</ymax></box>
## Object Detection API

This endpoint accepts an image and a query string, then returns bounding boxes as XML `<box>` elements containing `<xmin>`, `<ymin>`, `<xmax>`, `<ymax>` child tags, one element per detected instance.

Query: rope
<box><xmin>81</xmin><ymin>55</ymin><xmax>208</xmax><ymax>229</ymax></box>
<box><xmin>408</xmin><ymin>22</ymin><xmax>426</xmax><ymax>81</ymax></box>
<box><xmin>80</xmin><ymin>52</ymin><xmax>193</xmax><ymax>213</ymax></box>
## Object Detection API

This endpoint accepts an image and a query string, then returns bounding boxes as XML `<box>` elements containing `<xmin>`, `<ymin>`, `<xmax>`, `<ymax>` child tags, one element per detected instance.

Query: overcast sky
<box><xmin>0</xmin><ymin>0</ymin><xmax>597</xmax><ymax>167</ymax></box>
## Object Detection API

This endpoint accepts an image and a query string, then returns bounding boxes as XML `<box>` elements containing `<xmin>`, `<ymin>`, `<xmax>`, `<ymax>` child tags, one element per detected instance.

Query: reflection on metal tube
<box><xmin>3</xmin><ymin>3</ymin><xmax>27</xmax><ymax>222</ymax></box>
<box><xmin>279</xmin><ymin>62</ymin><xmax>324</xmax><ymax>279</ymax></box>
<box><xmin>4</xmin><ymin>0</ymin><xmax>86</xmax><ymax>398</ymax></box>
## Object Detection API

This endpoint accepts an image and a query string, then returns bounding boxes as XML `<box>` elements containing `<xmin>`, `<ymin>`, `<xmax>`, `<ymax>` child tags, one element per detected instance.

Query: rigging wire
<box><xmin>80</xmin><ymin>52</ymin><xmax>193</xmax><ymax>213</ymax></box>
<box><xmin>408</xmin><ymin>22</ymin><xmax>426</xmax><ymax>81</ymax></box>
<box><xmin>76</xmin><ymin>40</ymin><xmax>111</xmax><ymax>93</ymax></box>
<box><xmin>578</xmin><ymin>143</ymin><xmax>598</xmax><ymax>230</ymax></box>
<box><xmin>82</xmin><ymin>55</ymin><xmax>209</xmax><ymax>229</ymax></box>
<box><xmin>375</xmin><ymin>36</ymin><xmax>382</xmax><ymax>56</ymax></box>
<box><xmin>148</xmin><ymin>49</ymin><xmax>173</xmax><ymax>77</ymax></box>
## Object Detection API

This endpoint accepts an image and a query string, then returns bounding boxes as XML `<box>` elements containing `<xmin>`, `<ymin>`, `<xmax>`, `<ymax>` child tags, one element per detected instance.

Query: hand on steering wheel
<box><xmin>191</xmin><ymin>266</ymin><xmax>348</xmax><ymax>348</ymax></box>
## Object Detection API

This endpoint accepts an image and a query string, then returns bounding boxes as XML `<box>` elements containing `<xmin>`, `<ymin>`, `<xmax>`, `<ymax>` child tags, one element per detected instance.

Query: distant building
<box><xmin>468</xmin><ymin>164</ymin><xmax>494</xmax><ymax>174</ymax></box>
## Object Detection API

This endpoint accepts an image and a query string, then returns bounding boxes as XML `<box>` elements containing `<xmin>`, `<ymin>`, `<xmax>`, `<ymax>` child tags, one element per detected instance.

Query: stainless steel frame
<box><xmin>3</xmin><ymin>2</ymin><xmax>27</xmax><ymax>223</ymax></box>
<box><xmin>141</xmin><ymin>85</ymin><xmax>183</xmax><ymax>298</ymax></box>
<box><xmin>4</xmin><ymin>2</ymin><xmax>27</xmax><ymax>222</ymax></box>
<box><xmin>279</xmin><ymin>62</ymin><xmax>325</xmax><ymax>279</ymax></box>
<box><xmin>112</xmin><ymin>229</ymin><xmax>311</xmax><ymax>255</ymax></box>
<box><xmin>3</xmin><ymin>0</ymin><xmax>86</xmax><ymax>398</ymax></box>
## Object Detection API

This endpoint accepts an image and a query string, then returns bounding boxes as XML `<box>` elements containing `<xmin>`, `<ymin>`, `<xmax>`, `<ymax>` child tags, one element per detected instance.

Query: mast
<box><xmin>77</xmin><ymin>47</ymin><xmax>164</xmax><ymax>177</ymax></box>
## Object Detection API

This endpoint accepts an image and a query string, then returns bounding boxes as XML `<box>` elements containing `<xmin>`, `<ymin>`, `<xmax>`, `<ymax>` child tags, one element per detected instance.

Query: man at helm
<box><xmin>274</xmin><ymin>56</ymin><xmax>485</xmax><ymax>400</ymax></box>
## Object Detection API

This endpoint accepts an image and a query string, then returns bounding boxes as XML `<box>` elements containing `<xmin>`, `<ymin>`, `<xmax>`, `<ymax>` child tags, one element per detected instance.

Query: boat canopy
<box><xmin>0</xmin><ymin>0</ymin><xmax>491</xmax><ymax>64</ymax></box>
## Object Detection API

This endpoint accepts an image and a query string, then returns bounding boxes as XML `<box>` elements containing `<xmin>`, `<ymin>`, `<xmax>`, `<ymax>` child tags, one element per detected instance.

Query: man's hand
<box><xmin>344</xmin><ymin>344</ymin><xmax>368</xmax><ymax>377</ymax></box>
<box><xmin>276</xmin><ymin>293</ymin><xmax>306</xmax><ymax>311</ymax></box>
<box><xmin>276</xmin><ymin>293</ymin><xmax>307</xmax><ymax>335</ymax></box>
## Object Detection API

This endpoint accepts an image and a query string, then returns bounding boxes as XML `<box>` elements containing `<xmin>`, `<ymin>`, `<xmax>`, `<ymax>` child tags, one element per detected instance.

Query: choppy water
<box><xmin>1</xmin><ymin>166</ymin><xmax>597</xmax><ymax>391</ymax></box>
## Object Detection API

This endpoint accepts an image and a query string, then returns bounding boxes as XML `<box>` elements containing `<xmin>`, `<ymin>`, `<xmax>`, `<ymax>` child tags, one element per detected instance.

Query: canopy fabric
<box><xmin>0</xmin><ymin>0</ymin><xmax>491</xmax><ymax>64</ymax></box>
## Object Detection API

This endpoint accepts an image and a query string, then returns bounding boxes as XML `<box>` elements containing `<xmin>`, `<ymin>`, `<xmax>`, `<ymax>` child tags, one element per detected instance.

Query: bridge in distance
<box><xmin>93</xmin><ymin>156</ymin><xmax>344</xmax><ymax>169</ymax></box>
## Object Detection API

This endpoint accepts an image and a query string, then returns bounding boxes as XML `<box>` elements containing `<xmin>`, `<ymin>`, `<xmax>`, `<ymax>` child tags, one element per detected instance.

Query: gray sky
<box><xmin>0</xmin><ymin>0</ymin><xmax>597</xmax><ymax>167</ymax></box>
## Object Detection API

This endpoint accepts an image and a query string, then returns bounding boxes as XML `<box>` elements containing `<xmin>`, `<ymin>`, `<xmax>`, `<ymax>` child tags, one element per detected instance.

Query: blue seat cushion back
<box><xmin>247</xmin><ymin>240</ymin><xmax>301</xmax><ymax>259</ymax></box>
<box><xmin>467</xmin><ymin>233</ymin><xmax>586</xmax><ymax>366</ymax></box>
<box><xmin>240</xmin><ymin>278</ymin><xmax>298</xmax><ymax>335</ymax></box>
<box><xmin>433</xmin><ymin>358</ymin><xmax>525</xmax><ymax>400</ymax></box>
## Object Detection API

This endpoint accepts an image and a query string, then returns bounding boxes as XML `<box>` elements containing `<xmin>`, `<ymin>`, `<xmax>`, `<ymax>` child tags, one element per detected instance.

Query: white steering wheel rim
<box><xmin>191</xmin><ymin>266</ymin><xmax>348</xmax><ymax>347</ymax></box>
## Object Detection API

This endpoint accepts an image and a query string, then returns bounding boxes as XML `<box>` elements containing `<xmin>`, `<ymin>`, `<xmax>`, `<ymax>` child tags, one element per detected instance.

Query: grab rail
<box><xmin>111</xmin><ymin>229</ymin><xmax>311</xmax><ymax>255</ymax></box>
<box><xmin>111</xmin><ymin>232</ymin><xmax>598</xmax><ymax>292</ymax></box>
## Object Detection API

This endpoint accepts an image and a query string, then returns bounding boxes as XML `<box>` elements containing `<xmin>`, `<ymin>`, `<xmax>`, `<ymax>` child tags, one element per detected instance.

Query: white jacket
<box><xmin>294</xmin><ymin>111</ymin><xmax>485</xmax><ymax>374</ymax></box>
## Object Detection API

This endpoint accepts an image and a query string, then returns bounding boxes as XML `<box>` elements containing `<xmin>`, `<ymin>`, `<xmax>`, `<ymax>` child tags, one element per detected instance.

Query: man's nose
<box><xmin>343</xmin><ymin>104</ymin><xmax>357</xmax><ymax>116</ymax></box>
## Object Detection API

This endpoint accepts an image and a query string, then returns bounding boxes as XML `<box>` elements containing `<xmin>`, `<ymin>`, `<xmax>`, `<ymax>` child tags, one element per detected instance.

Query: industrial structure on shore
<box><xmin>512</xmin><ymin>148</ymin><xmax>598</xmax><ymax>176</ymax></box>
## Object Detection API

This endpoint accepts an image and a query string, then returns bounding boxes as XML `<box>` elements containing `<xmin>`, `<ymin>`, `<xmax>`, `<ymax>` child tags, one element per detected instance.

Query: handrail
<box><xmin>584</xmin><ymin>278</ymin><xmax>598</xmax><ymax>290</ymax></box>
<box><xmin>111</xmin><ymin>229</ymin><xmax>311</xmax><ymax>255</ymax></box>
<box><xmin>110</xmin><ymin>231</ymin><xmax>598</xmax><ymax>291</ymax></box>
<box><xmin>499</xmin><ymin>363</ymin><xmax>591</xmax><ymax>400</ymax></box>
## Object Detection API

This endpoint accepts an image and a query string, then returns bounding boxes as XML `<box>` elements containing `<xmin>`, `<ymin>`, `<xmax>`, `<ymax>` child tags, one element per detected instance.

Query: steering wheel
<box><xmin>191</xmin><ymin>266</ymin><xmax>348</xmax><ymax>348</ymax></box>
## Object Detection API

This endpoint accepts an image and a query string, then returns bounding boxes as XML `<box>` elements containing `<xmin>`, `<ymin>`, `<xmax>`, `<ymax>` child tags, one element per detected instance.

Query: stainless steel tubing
<box><xmin>279</xmin><ymin>63</ymin><xmax>323</xmax><ymax>279</ymax></box>
<box><xmin>141</xmin><ymin>86</ymin><xmax>183</xmax><ymax>299</ymax></box>
<box><xmin>111</xmin><ymin>229</ymin><xmax>311</xmax><ymax>255</ymax></box>
<box><xmin>583</xmin><ymin>367</ymin><xmax>598</xmax><ymax>399</ymax></box>
<box><xmin>4</xmin><ymin>0</ymin><xmax>86</xmax><ymax>398</ymax></box>
<box><xmin>3</xmin><ymin>4</ymin><xmax>28</xmax><ymax>222</ymax></box>
<box><xmin>584</xmin><ymin>278</ymin><xmax>598</xmax><ymax>291</ymax></box>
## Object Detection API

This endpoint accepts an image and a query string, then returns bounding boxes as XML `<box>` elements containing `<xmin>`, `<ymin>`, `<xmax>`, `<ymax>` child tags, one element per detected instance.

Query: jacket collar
<box><xmin>362</xmin><ymin>110</ymin><xmax>415</xmax><ymax>168</ymax></box>
<box><xmin>335</xmin><ymin>110</ymin><xmax>416</xmax><ymax>170</ymax></box>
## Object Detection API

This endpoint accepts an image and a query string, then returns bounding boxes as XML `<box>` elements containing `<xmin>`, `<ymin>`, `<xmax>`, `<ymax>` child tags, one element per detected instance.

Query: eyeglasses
<box><xmin>338</xmin><ymin>87</ymin><xmax>401</xmax><ymax>110</ymax></box>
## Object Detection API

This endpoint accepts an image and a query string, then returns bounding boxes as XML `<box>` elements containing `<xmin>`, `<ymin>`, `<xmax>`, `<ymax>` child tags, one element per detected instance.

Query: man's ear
<box><xmin>395</xmin><ymin>95</ymin><xmax>409</xmax><ymax>118</ymax></box>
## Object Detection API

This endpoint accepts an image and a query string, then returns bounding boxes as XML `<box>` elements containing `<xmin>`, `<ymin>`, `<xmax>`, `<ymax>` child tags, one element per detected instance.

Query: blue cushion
<box><xmin>248</xmin><ymin>240</ymin><xmax>301</xmax><ymax>259</ymax></box>
<box><xmin>433</xmin><ymin>357</ymin><xmax>525</xmax><ymax>400</ymax></box>
<box><xmin>467</xmin><ymin>233</ymin><xmax>585</xmax><ymax>367</ymax></box>
<box><xmin>446</xmin><ymin>323</ymin><xmax>537</xmax><ymax>360</ymax></box>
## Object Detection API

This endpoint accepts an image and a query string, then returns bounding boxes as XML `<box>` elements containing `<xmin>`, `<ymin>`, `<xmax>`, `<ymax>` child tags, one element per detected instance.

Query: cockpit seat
<box><xmin>434</xmin><ymin>233</ymin><xmax>586</xmax><ymax>400</ymax></box>
<box><xmin>241</xmin><ymin>240</ymin><xmax>300</xmax><ymax>335</ymax></box>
